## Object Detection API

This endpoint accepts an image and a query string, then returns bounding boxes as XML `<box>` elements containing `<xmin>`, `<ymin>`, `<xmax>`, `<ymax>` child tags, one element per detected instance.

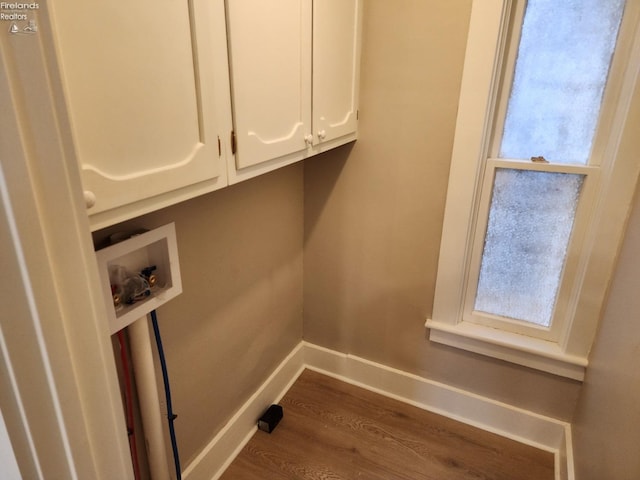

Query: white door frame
<box><xmin>0</xmin><ymin>9</ymin><xmax>132</xmax><ymax>479</ymax></box>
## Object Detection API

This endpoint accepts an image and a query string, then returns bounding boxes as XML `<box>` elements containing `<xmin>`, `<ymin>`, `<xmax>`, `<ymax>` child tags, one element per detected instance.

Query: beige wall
<box><xmin>303</xmin><ymin>0</ymin><xmax>581</xmax><ymax>421</ymax></box>
<box><xmin>571</xmin><ymin>184</ymin><xmax>640</xmax><ymax>479</ymax></box>
<box><xmin>571</xmin><ymin>74</ymin><xmax>640</xmax><ymax>479</ymax></box>
<box><xmin>94</xmin><ymin>164</ymin><xmax>304</xmax><ymax>464</ymax></box>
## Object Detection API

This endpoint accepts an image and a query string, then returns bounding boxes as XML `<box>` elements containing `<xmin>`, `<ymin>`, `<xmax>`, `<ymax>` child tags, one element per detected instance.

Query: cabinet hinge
<box><xmin>231</xmin><ymin>130</ymin><xmax>237</xmax><ymax>155</ymax></box>
<box><xmin>217</xmin><ymin>136</ymin><xmax>222</xmax><ymax>157</ymax></box>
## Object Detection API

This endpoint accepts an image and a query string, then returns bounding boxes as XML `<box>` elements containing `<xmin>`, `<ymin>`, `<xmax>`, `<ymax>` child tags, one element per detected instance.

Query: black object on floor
<box><xmin>258</xmin><ymin>404</ymin><xmax>283</xmax><ymax>433</ymax></box>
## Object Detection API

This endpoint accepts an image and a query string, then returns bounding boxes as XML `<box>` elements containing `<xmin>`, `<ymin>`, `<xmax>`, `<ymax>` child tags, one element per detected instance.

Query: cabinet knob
<box><xmin>304</xmin><ymin>134</ymin><xmax>314</xmax><ymax>145</ymax></box>
<box><xmin>317</xmin><ymin>130</ymin><xmax>327</xmax><ymax>141</ymax></box>
<box><xmin>84</xmin><ymin>190</ymin><xmax>96</xmax><ymax>209</ymax></box>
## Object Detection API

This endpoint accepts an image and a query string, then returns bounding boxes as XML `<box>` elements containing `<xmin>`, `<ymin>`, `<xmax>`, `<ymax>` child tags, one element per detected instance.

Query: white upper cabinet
<box><xmin>226</xmin><ymin>0</ymin><xmax>313</xmax><ymax>171</ymax></box>
<box><xmin>226</xmin><ymin>0</ymin><xmax>362</xmax><ymax>183</ymax></box>
<box><xmin>312</xmin><ymin>0</ymin><xmax>361</xmax><ymax>145</ymax></box>
<box><xmin>48</xmin><ymin>0</ymin><xmax>361</xmax><ymax>228</ymax></box>
<box><xmin>50</xmin><ymin>0</ymin><xmax>233</xmax><ymax>230</ymax></box>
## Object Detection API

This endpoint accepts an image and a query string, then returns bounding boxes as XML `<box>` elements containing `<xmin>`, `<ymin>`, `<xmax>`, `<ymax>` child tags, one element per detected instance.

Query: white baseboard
<box><xmin>182</xmin><ymin>342</ymin><xmax>306</xmax><ymax>480</ymax></box>
<box><xmin>183</xmin><ymin>341</ymin><xmax>574</xmax><ymax>480</ymax></box>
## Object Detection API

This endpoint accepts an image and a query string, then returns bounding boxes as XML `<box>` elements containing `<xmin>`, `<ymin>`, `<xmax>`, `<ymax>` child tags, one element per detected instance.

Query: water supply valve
<box><xmin>95</xmin><ymin>223</ymin><xmax>182</xmax><ymax>334</ymax></box>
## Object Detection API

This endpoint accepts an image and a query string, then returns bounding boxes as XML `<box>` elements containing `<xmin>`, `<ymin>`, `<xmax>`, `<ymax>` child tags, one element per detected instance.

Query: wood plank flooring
<box><xmin>219</xmin><ymin>369</ymin><xmax>554</xmax><ymax>480</ymax></box>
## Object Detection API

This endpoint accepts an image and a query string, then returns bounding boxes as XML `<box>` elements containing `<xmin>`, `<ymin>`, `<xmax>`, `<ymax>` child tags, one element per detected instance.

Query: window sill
<box><xmin>425</xmin><ymin>319</ymin><xmax>587</xmax><ymax>381</ymax></box>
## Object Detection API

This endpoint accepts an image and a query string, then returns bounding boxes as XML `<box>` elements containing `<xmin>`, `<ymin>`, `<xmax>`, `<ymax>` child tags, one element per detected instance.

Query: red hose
<box><xmin>117</xmin><ymin>330</ymin><xmax>142</xmax><ymax>480</ymax></box>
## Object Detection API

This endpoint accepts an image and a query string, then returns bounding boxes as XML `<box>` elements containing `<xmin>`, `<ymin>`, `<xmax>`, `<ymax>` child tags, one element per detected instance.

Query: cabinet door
<box><xmin>313</xmin><ymin>0</ymin><xmax>362</xmax><ymax>145</ymax></box>
<box><xmin>226</xmin><ymin>0</ymin><xmax>312</xmax><ymax>170</ymax></box>
<box><xmin>50</xmin><ymin>0</ymin><xmax>231</xmax><ymax>230</ymax></box>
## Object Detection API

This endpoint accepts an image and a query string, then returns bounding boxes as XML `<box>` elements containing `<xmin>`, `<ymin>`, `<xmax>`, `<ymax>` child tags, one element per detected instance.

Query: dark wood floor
<box><xmin>220</xmin><ymin>369</ymin><xmax>554</xmax><ymax>480</ymax></box>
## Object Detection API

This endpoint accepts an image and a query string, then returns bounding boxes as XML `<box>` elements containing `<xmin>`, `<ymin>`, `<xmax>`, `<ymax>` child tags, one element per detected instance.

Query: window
<box><xmin>426</xmin><ymin>0</ymin><xmax>640</xmax><ymax>380</ymax></box>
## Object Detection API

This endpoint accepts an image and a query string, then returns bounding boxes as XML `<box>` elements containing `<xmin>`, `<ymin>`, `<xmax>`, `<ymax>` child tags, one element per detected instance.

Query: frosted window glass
<box><xmin>474</xmin><ymin>169</ymin><xmax>584</xmax><ymax>327</ymax></box>
<box><xmin>500</xmin><ymin>0</ymin><xmax>625</xmax><ymax>164</ymax></box>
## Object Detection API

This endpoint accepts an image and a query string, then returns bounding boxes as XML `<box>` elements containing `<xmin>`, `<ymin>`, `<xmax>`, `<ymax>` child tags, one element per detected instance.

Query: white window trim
<box><xmin>426</xmin><ymin>0</ymin><xmax>640</xmax><ymax>381</ymax></box>
<box><xmin>463</xmin><ymin>160</ymin><xmax>600</xmax><ymax>344</ymax></box>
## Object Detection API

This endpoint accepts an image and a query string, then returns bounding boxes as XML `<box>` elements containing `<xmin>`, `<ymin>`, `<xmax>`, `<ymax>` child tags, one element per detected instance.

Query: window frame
<box><xmin>426</xmin><ymin>0</ymin><xmax>640</xmax><ymax>381</ymax></box>
<box><xmin>463</xmin><ymin>160</ymin><xmax>600</xmax><ymax>343</ymax></box>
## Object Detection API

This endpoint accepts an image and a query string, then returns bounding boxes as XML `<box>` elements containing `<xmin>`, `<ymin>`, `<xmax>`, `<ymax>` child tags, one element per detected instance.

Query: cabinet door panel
<box><xmin>226</xmin><ymin>0</ymin><xmax>312</xmax><ymax>169</ymax></box>
<box><xmin>51</xmin><ymin>0</ymin><xmax>227</xmax><ymax>219</ymax></box>
<box><xmin>313</xmin><ymin>0</ymin><xmax>361</xmax><ymax>144</ymax></box>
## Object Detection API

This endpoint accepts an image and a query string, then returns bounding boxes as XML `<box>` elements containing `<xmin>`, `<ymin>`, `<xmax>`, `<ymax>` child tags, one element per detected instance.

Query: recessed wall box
<box><xmin>95</xmin><ymin>223</ymin><xmax>182</xmax><ymax>334</ymax></box>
